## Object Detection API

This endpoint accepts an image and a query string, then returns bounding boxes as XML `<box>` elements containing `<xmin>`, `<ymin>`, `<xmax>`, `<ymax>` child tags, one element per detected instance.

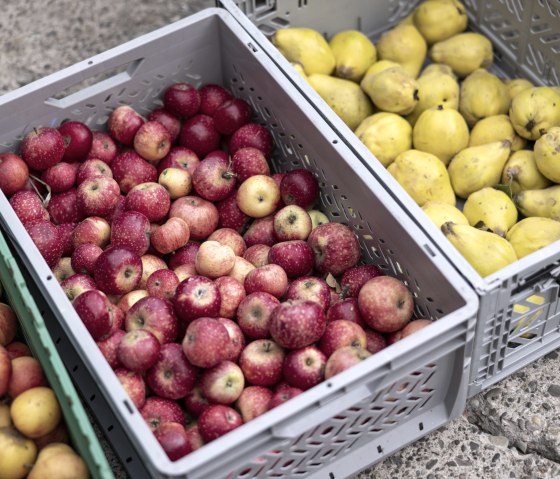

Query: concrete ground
<box><xmin>1</xmin><ymin>1</ymin><xmax>559</xmax><ymax>478</ymax></box>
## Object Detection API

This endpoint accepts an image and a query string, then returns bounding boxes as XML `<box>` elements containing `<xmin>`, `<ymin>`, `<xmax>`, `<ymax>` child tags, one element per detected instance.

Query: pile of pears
<box><xmin>272</xmin><ymin>0</ymin><xmax>560</xmax><ymax>278</ymax></box>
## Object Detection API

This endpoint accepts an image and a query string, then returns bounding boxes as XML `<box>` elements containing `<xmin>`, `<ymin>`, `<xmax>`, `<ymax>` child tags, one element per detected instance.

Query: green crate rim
<box><xmin>0</xmin><ymin>229</ymin><xmax>114</xmax><ymax>479</ymax></box>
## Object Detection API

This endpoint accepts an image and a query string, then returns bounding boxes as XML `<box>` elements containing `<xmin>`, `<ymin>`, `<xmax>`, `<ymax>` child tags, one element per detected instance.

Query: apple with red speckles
<box><xmin>20</xmin><ymin>127</ymin><xmax>65</xmax><ymax>170</ymax></box>
<box><xmin>146</xmin><ymin>269</ymin><xmax>179</xmax><ymax>301</ymax></box>
<box><xmin>124</xmin><ymin>182</ymin><xmax>170</xmax><ymax>222</ymax></box>
<box><xmin>357</xmin><ymin>276</ymin><xmax>414</xmax><ymax>333</ymax></box>
<box><xmin>71</xmin><ymin>216</ymin><xmax>110</xmax><ymax>249</ymax></box>
<box><xmin>117</xmin><ymin>329</ymin><xmax>161</xmax><ymax>372</ymax></box>
<box><xmin>88</xmin><ymin>131</ymin><xmax>118</xmax><ymax>164</ymax></box>
<box><xmin>52</xmin><ymin>257</ymin><xmax>75</xmax><ymax>283</ymax></box>
<box><xmin>213</xmin><ymin>276</ymin><xmax>246</xmax><ymax>320</ymax></box>
<box><xmin>60</xmin><ymin>274</ymin><xmax>97</xmax><ymax>302</ymax></box>
<box><xmin>155</xmin><ymin>422</ymin><xmax>193</xmax><ymax>461</ymax></box>
<box><xmin>280</xmin><ymin>168</ymin><xmax>320</xmax><ymax>210</ymax></box>
<box><xmin>244</xmin><ymin>264</ymin><xmax>288</xmax><ymax>299</ymax></box>
<box><xmin>117</xmin><ymin>289</ymin><xmax>149</xmax><ymax>314</ymax></box>
<box><xmin>58</xmin><ymin>120</ymin><xmax>93</xmax><ymax>163</ymax></box>
<box><xmin>125</xmin><ymin>295</ymin><xmax>178</xmax><ymax>345</ymax></box>
<box><xmin>169</xmin><ymin>195</ymin><xmax>219</xmax><ymax>240</ymax></box>
<box><xmin>146</xmin><ymin>342</ymin><xmax>197</xmax><ymax>400</ymax></box>
<box><xmin>107</xmin><ymin>105</ymin><xmax>145</xmax><ymax>146</ymax></box>
<box><xmin>169</xmin><ymin>242</ymin><xmax>200</xmax><ymax>269</ymax></box>
<box><xmin>213</xmin><ymin>98</ymin><xmax>252</xmax><ymax>135</ymax></box>
<box><xmin>139</xmin><ymin>254</ymin><xmax>167</xmax><ymax>290</ymax></box>
<box><xmin>73</xmin><ymin>289</ymin><xmax>114</xmax><ymax>340</ymax></box>
<box><xmin>57</xmin><ymin>222</ymin><xmax>77</xmax><ymax>256</ymax></box>
<box><xmin>26</xmin><ymin>219</ymin><xmax>63</xmax><ymax>267</ymax></box>
<box><xmin>236</xmin><ymin>291</ymin><xmax>279</xmax><ymax>340</ymax></box>
<box><xmin>96</xmin><ymin>329</ymin><xmax>126</xmax><ymax>370</ymax></box>
<box><xmin>236</xmin><ymin>385</ymin><xmax>273</xmax><ymax>423</ymax></box>
<box><xmin>198</xmin><ymin>404</ymin><xmax>242</xmax><ymax>442</ymax></box>
<box><xmin>151</xmin><ymin>217</ymin><xmax>190</xmax><ymax>255</ymax></box>
<box><xmin>148</xmin><ymin>108</ymin><xmax>181</xmax><ymax>144</ymax></box>
<box><xmin>324</xmin><ymin>346</ymin><xmax>371</xmax><ymax>379</ymax></box>
<box><xmin>114</xmin><ymin>368</ymin><xmax>146</xmax><ymax>409</ymax></box>
<box><xmin>286</xmin><ymin>276</ymin><xmax>331</xmax><ymax>311</ymax></box>
<box><xmin>268</xmin><ymin>383</ymin><xmax>303</xmax><ymax>409</ymax></box>
<box><xmin>282</xmin><ymin>346</ymin><xmax>327</xmax><ymax>391</ymax></box>
<box><xmin>198</xmin><ymin>84</ymin><xmax>233</xmax><ymax>115</ymax></box>
<box><xmin>76</xmin><ymin>158</ymin><xmax>113</xmax><ymax>185</ymax></box>
<box><xmin>182</xmin><ymin>317</ymin><xmax>231</xmax><ymax>368</ymax></box>
<box><xmin>133</xmin><ymin>120</ymin><xmax>172</xmax><ymax>164</ymax></box>
<box><xmin>227</xmin><ymin>256</ymin><xmax>255</xmax><ymax>285</ymax></box>
<box><xmin>192</xmin><ymin>154</ymin><xmax>236</xmax><ymax>202</ymax></box>
<box><xmin>217</xmin><ymin>317</ymin><xmax>246</xmax><ymax>363</ymax></box>
<box><xmin>208</xmin><ymin>228</ymin><xmax>246</xmax><ymax>257</ymax></box>
<box><xmin>140</xmin><ymin>396</ymin><xmax>185</xmax><ymax>432</ymax></box>
<box><xmin>40</xmin><ymin>161</ymin><xmax>78</xmax><ymax>193</ymax></box>
<box><xmin>239</xmin><ymin>339</ymin><xmax>284</xmax><ymax>387</ymax></box>
<box><xmin>0</xmin><ymin>153</ymin><xmax>29</xmax><ymax>196</ymax></box>
<box><xmin>48</xmin><ymin>189</ymin><xmax>81</xmax><ymax>225</ymax></box>
<box><xmin>340</xmin><ymin>264</ymin><xmax>383</xmax><ymax>298</ymax></box>
<box><xmin>231</xmin><ymin>147</ymin><xmax>270</xmax><ymax>184</ymax></box>
<box><xmin>76</xmin><ymin>175</ymin><xmax>120</xmax><ymax>218</ymax></box>
<box><xmin>179</xmin><ymin>114</ymin><xmax>221</xmax><ymax>158</ymax></box>
<box><xmin>110</xmin><ymin>210</ymin><xmax>151</xmax><ymax>257</ymax></box>
<box><xmin>319</xmin><ymin>320</ymin><xmax>367</xmax><ymax>357</ymax></box>
<box><xmin>174</xmin><ymin>276</ymin><xmax>221</xmax><ymax>324</ymax></box>
<box><xmin>93</xmin><ymin>246</ymin><xmax>142</xmax><ymax>295</ymax></box>
<box><xmin>184</xmin><ymin>385</ymin><xmax>210</xmax><ymax>417</ymax></box>
<box><xmin>326</xmin><ymin>297</ymin><xmax>367</xmax><ymax>328</ymax></box>
<box><xmin>270</xmin><ymin>300</ymin><xmax>327</xmax><ymax>349</ymax></box>
<box><xmin>229</xmin><ymin>123</ymin><xmax>273</xmax><ymax>158</ymax></box>
<box><xmin>243</xmin><ymin>215</ymin><xmax>276</xmax><ymax>248</ymax></box>
<box><xmin>268</xmin><ymin>240</ymin><xmax>314</xmax><ymax>278</ymax></box>
<box><xmin>71</xmin><ymin>243</ymin><xmax>102</xmax><ymax>276</ymax></box>
<box><xmin>111</xmin><ymin>151</ymin><xmax>158</xmax><ymax>193</ymax></box>
<box><xmin>9</xmin><ymin>190</ymin><xmax>49</xmax><ymax>225</ymax></box>
<box><xmin>243</xmin><ymin>244</ymin><xmax>271</xmax><ymax>268</ymax></box>
<box><xmin>200</xmin><ymin>360</ymin><xmax>245</xmax><ymax>405</ymax></box>
<box><xmin>307</xmin><ymin>222</ymin><xmax>361</xmax><ymax>276</ymax></box>
<box><xmin>237</xmin><ymin>175</ymin><xmax>280</xmax><ymax>219</ymax></box>
<box><xmin>364</xmin><ymin>329</ymin><xmax>387</xmax><ymax>354</ymax></box>
<box><xmin>216</xmin><ymin>191</ymin><xmax>251</xmax><ymax>233</ymax></box>
<box><xmin>163</xmin><ymin>83</ymin><xmax>201</xmax><ymax>119</ymax></box>
<box><xmin>157</xmin><ymin>147</ymin><xmax>200</xmax><ymax>176</ymax></box>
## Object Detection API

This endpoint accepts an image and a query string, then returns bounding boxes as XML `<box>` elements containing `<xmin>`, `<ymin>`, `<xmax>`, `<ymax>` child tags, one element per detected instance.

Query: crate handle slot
<box><xmin>44</xmin><ymin>58</ymin><xmax>144</xmax><ymax>109</ymax></box>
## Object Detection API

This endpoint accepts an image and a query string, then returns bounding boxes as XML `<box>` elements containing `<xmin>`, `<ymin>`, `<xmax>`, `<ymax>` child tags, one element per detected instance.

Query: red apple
<box><xmin>93</xmin><ymin>246</ymin><xmax>142</xmax><ymax>295</ymax></box>
<box><xmin>47</xmin><ymin>189</ymin><xmax>81</xmax><ymax>224</ymax></box>
<box><xmin>71</xmin><ymin>216</ymin><xmax>110</xmax><ymax>249</ymax></box>
<box><xmin>20</xmin><ymin>127</ymin><xmax>65</xmax><ymax>170</ymax></box>
<box><xmin>155</xmin><ymin>422</ymin><xmax>192</xmax><ymax>461</ymax></box>
<box><xmin>236</xmin><ymin>291</ymin><xmax>279</xmax><ymax>340</ymax></box>
<box><xmin>216</xmin><ymin>317</ymin><xmax>246</xmax><ymax>363</ymax></box>
<box><xmin>364</xmin><ymin>329</ymin><xmax>387</xmax><ymax>354</ymax></box>
<box><xmin>7</xmin><ymin>356</ymin><xmax>47</xmax><ymax>398</ymax></box>
<box><xmin>207</xmin><ymin>228</ymin><xmax>246</xmax><ymax>257</ymax></box>
<box><xmin>326</xmin><ymin>297</ymin><xmax>367</xmax><ymax>328</ymax></box>
<box><xmin>5</xmin><ymin>342</ymin><xmax>32</xmax><ymax>360</ymax></box>
<box><xmin>357</xmin><ymin>276</ymin><xmax>414</xmax><ymax>333</ymax></box>
<box><xmin>40</xmin><ymin>161</ymin><xmax>78</xmax><ymax>193</ymax></box>
<box><xmin>236</xmin><ymin>385</ymin><xmax>273</xmax><ymax>423</ymax></box>
<box><xmin>282</xmin><ymin>346</ymin><xmax>327</xmax><ymax>390</ymax></box>
<box><xmin>117</xmin><ymin>329</ymin><xmax>161</xmax><ymax>372</ymax></box>
<box><xmin>268</xmin><ymin>383</ymin><xmax>303</xmax><ymax>409</ymax></box>
<box><xmin>140</xmin><ymin>396</ymin><xmax>185</xmax><ymax>432</ymax></box>
<box><xmin>56</xmin><ymin>222</ymin><xmax>77</xmax><ymax>256</ymax></box>
<box><xmin>268</xmin><ymin>240</ymin><xmax>314</xmax><ymax>278</ymax></box>
<box><xmin>107</xmin><ymin>105</ymin><xmax>145</xmax><ymax>146</ymax></box>
<box><xmin>70</xmin><ymin>243</ymin><xmax>102</xmax><ymax>275</ymax></box>
<box><xmin>340</xmin><ymin>264</ymin><xmax>383</xmax><ymax>298</ymax></box>
<box><xmin>307</xmin><ymin>223</ymin><xmax>361</xmax><ymax>276</ymax></box>
<box><xmin>195</xmin><ymin>241</ymin><xmax>236</xmax><ymax>279</ymax></box>
<box><xmin>239</xmin><ymin>339</ymin><xmax>284</xmax><ymax>387</ymax></box>
<box><xmin>324</xmin><ymin>346</ymin><xmax>371</xmax><ymax>379</ymax></box>
<box><xmin>111</xmin><ymin>151</ymin><xmax>157</xmax><ymax>193</ymax></box>
<box><xmin>200</xmin><ymin>360</ymin><xmax>245</xmax><ymax>404</ymax></box>
<box><xmin>214</xmin><ymin>276</ymin><xmax>246</xmax><ymax>319</ymax></box>
<box><xmin>216</xmin><ymin>191</ymin><xmax>251</xmax><ymax>233</ymax></box>
<box><xmin>87</xmin><ymin>131</ymin><xmax>118</xmax><ymax>164</ymax></box>
<box><xmin>401</xmin><ymin>319</ymin><xmax>433</xmax><ymax>339</ymax></box>
<box><xmin>125</xmin><ymin>295</ymin><xmax>178</xmax><ymax>344</ymax></box>
<box><xmin>158</xmin><ymin>167</ymin><xmax>192</xmax><ymax>199</ymax></box>
<box><xmin>110</xmin><ymin>210</ymin><xmax>151</xmax><ymax>257</ymax></box>
<box><xmin>96</xmin><ymin>329</ymin><xmax>126</xmax><ymax>370</ymax></box>
<box><xmin>76</xmin><ymin>175</ymin><xmax>120</xmax><ymax>218</ymax></box>
<box><xmin>236</xmin><ymin>174</ymin><xmax>280</xmax><ymax>218</ymax></box>
<box><xmin>76</xmin><ymin>158</ymin><xmax>113</xmax><ymax>184</ymax></box>
<box><xmin>269</xmin><ymin>300</ymin><xmax>327</xmax><ymax>349</ymax></box>
<box><xmin>198</xmin><ymin>84</ymin><xmax>233</xmax><ymax>115</ymax></box>
<box><xmin>58</xmin><ymin>120</ymin><xmax>93</xmax><ymax>162</ymax></box>
<box><xmin>0</xmin><ymin>153</ymin><xmax>29</xmax><ymax>196</ymax></box>
<box><xmin>184</xmin><ymin>385</ymin><xmax>210</xmax><ymax>417</ymax></box>
<box><xmin>244</xmin><ymin>264</ymin><xmax>288</xmax><ymax>299</ymax></box>
<box><xmin>146</xmin><ymin>342</ymin><xmax>197</xmax><ymax>400</ymax></box>
<box><xmin>0</xmin><ymin>303</ymin><xmax>18</xmax><ymax>346</ymax></box>
<box><xmin>169</xmin><ymin>196</ymin><xmax>219</xmax><ymax>240</ymax></box>
<box><xmin>139</xmin><ymin>254</ymin><xmax>167</xmax><ymax>290</ymax></box>
<box><xmin>319</xmin><ymin>320</ymin><xmax>367</xmax><ymax>357</ymax></box>
<box><xmin>280</xmin><ymin>168</ymin><xmax>319</xmax><ymax>210</ymax></box>
<box><xmin>133</xmin><ymin>120</ymin><xmax>172</xmax><ymax>164</ymax></box>
<box><xmin>182</xmin><ymin>317</ymin><xmax>231</xmax><ymax>368</ymax></box>
<box><xmin>124</xmin><ymin>182</ymin><xmax>170</xmax><ymax>222</ymax></box>
<box><xmin>169</xmin><ymin>242</ymin><xmax>200</xmax><ymax>269</ymax></box>
<box><xmin>286</xmin><ymin>276</ymin><xmax>331</xmax><ymax>311</ymax></box>
<box><xmin>173</xmin><ymin>276</ymin><xmax>221</xmax><ymax>324</ymax></box>
<box><xmin>192</xmin><ymin>155</ymin><xmax>236</xmax><ymax>202</ymax></box>
<box><xmin>163</xmin><ymin>83</ymin><xmax>201</xmax><ymax>118</ymax></box>
<box><xmin>9</xmin><ymin>190</ymin><xmax>49</xmax><ymax>225</ymax></box>
<box><xmin>229</xmin><ymin>123</ymin><xmax>273</xmax><ymax>159</ymax></box>
<box><xmin>184</xmin><ymin>422</ymin><xmax>204</xmax><ymax>453</ymax></box>
<box><xmin>157</xmin><ymin>147</ymin><xmax>200</xmax><ymax>176</ymax></box>
<box><xmin>198</xmin><ymin>404</ymin><xmax>242</xmax><ymax>442</ymax></box>
<box><xmin>73</xmin><ymin>289</ymin><xmax>114</xmax><ymax>340</ymax></box>
<box><xmin>114</xmin><ymin>368</ymin><xmax>146</xmax><ymax>409</ymax></box>
<box><xmin>151</xmin><ymin>217</ymin><xmax>190</xmax><ymax>255</ymax></box>
<box><xmin>213</xmin><ymin>98</ymin><xmax>252</xmax><ymax>135</ymax></box>
<box><xmin>243</xmin><ymin>215</ymin><xmax>276</xmax><ymax>248</ymax></box>
<box><xmin>59</xmin><ymin>273</ymin><xmax>97</xmax><ymax>302</ymax></box>
<box><xmin>179</xmin><ymin>114</ymin><xmax>221</xmax><ymax>158</ymax></box>
<box><xmin>243</xmin><ymin>244</ymin><xmax>271</xmax><ymax>268</ymax></box>
<box><xmin>146</xmin><ymin>269</ymin><xmax>179</xmax><ymax>301</ymax></box>
<box><xmin>26</xmin><ymin>219</ymin><xmax>63</xmax><ymax>267</ymax></box>
<box><xmin>230</xmin><ymin>147</ymin><xmax>270</xmax><ymax>183</ymax></box>
<box><xmin>148</xmin><ymin>108</ymin><xmax>181</xmax><ymax>144</ymax></box>
<box><xmin>0</xmin><ymin>346</ymin><xmax>11</xmax><ymax>397</ymax></box>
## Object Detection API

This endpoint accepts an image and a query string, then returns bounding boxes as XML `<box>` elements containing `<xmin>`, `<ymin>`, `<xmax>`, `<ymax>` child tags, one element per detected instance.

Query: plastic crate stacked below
<box><xmin>218</xmin><ymin>0</ymin><xmax>560</xmax><ymax>397</ymax></box>
<box><xmin>0</xmin><ymin>227</ymin><xmax>114</xmax><ymax>479</ymax></box>
<box><xmin>0</xmin><ymin>8</ymin><xmax>477</xmax><ymax>478</ymax></box>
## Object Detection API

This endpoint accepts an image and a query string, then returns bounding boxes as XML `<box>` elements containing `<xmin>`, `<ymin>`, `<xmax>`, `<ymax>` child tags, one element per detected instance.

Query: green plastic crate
<box><xmin>0</xmin><ymin>227</ymin><xmax>114</xmax><ymax>479</ymax></box>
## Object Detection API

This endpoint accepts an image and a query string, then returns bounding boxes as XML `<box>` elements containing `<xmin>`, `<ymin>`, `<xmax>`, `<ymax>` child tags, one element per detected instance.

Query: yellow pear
<box><xmin>272</xmin><ymin>28</ymin><xmax>335</xmax><ymax>75</ymax></box>
<box><xmin>463</xmin><ymin>187</ymin><xmax>518</xmax><ymax>237</ymax></box>
<box><xmin>363</xmin><ymin>60</ymin><xmax>401</xmax><ymax>77</ymax></box>
<box><xmin>290</xmin><ymin>62</ymin><xmax>309</xmax><ymax>83</ymax></box>
<box><xmin>502</xmin><ymin>150</ymin><xmax>551</xmax><ymax>194</ymax></box>
<box><xmin>307</xmin><ymin>74</ymin><xmax>374</xmax><ymax>131</ymax></box>
<box><xmin>420</xmin><ymin>63</ymin><xmax>456</xmax><ymax>78</ymax></box>
<box><xmin>413</xmin><ymin>0</ymin><xmax>468</xmax><ymax>44</ymax></box>
<box><xmin>469</xmin><ymin>114</ymin><xmax>526</xmax><ymax>151</ymax></box>
<box><xmin>406</xmin><ymin>69</ymin><xmax>460</xmax><ymax>125</ymax></box>
<box><xmin>430</xmin><ymin>32</ymin><xmax>493</xmax><ymax>78</ymax></box>
<box><xmin>360</xmin><ymin>65</ymin><xmax>419</xmax><ymax>115</ymax></box>
<box><xmin>509</xmin><ymin>86</ymin><xmax>560</xmax><ymax>140</ymax></box>
<box><xmin>506</xmin><ymin>217</ymin><xmax>560</xmax><ymax>259</ymax></box>
<box><xmin>448</xmin><ymin>140</ymin><xmax>512</xmax><ymax>198</ymax></box>
<box><xmin>412</xmin><ymin>105</ymin><xmax>469</xmax><ymax>165</ymax></box>
<box><xmin>534</xmin><ymin>126</ymin><xmax>560</xmax><ymax>183</ymax></box>
<box><xmin>376</xmin><ymin>23</ymin><xmax>427</xmax><ymax>78</ymax></box>
<box><xmin>441</xmin><ymin>222</ymin><xmax>517</xmax><ymax>277</ymax></box>
<box><xmin>387</xmin><ymin>149</ymin><xmax>455</xmax><ymax>206</ymax></box>
<box><xmin>355</xmin><ymin>112</ymin><xmax>412</xmax><ymax>167</ymax></box>
<box><xmin>422</xmin><ymin>201</ymin><xmax>469</xmax><ymax>229</ymax></box>
<box><xmin>329</xmin><ymin>30</ymin><xmax>377</xmax><ymax>82</ymax></box>
<box><xmin>459</xmin><ymin>69</ymin><xmax>510</xmax><ymax>127</ymax></box>
<box><xmin>505</xmin><ymin>78</ymin><xmax>534</xmax><ymax>103</ymax></box>
<box><xmin>514</xmin><ymin>185</ymin><xmax>560</xmax><ymax>220</ymax></box>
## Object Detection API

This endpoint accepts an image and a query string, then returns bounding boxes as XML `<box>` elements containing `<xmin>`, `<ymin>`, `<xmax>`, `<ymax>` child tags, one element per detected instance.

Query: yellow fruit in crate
<box><xmin>272</xmin><ymin>28</ymin><xmax>335</xmax><ymax>75</ymax></box>
<box><xmin>363</xmin><ymin>59</ymin><xmax>400</xmax><ymax>77</ymax></box>
<box><xmin>509</xmin><ymin>86</ymin><xmax>560</xmax><ymax>140</ymax></box>
<box><xmin>505</xmin><ymin>78</ymin><xmax>534</xmax><ymax>102</ymax></box>
<box><xmin>35</xmin><ymin>443</ymin><xmax>76</xmax><ymax>463</ymax></box>
<box><xmin>406</xmin><ymin>67</ymin><xmax>459</xmax><ymax>125</ymax></box>
<box><xmin>290</xmin><ymin>62</ymin><xmax>309</xmax><ymax>82</ymax></box>
<box><xmin>422</xmin><ymin>201</ymin><xmax>469</xmax><ymax>229</ymax></box>
<box><xmin>376</xmin><ymin>23</ymin><xmax>427</xmax><ymax>78</ymax></box>
<box><xmin>308</xmin><ymin>210</ymin><xmax>329</xmax><ymax>229</ymax></box>
<box><xmin>459</xmin><ymin>69</ymin><xmax>510</xmax><ymax>127</ymax></box>
<box><xmin>469</xmin><ymin>114</ymin><xmax>526</xmax><ymax>150</ymax></box>
<box><xmin>399</xmin><ymin>12</ymin><xmax>415</xmax><ymax>26</ymax></box>
<box><xmin>28</xmin><ymin>451</ymin><xmax>89</xmax><ymax>479</ymax></box>
<box><xmin>329</xmin><ymin>30</ymin><xmax>377</xmax><ymax>82</ymax></box>
<box><xmin>514</xmin><ymin>185</ymin><xmax>560</xmax><ymax>220</ymax></box>
<box><xmin>534</xmin><ymin>126</ymin><xmax>560</xmax><ymax>183</ymax></box>
<box><xmin>413</xmin><ymin>0</ymin><xmax>468</xmax><ymax>44</ymax></box>
<box><xmin>307</xmin><ymin>74</ymin><xmax>374</xmax><ymax>131</ymax></box>
<box><xmin>10</xmin><ymin>387</ymin><xmax>61</xmax><ymax>439</ymax></box>
<box><xmin>0</xmin><ymin>426</ymin><xmax>38</xmax><ymax>479</ymax></box>
<box><xmin>387</xmin><ymin>149</ymin><xmax>455</xmax><ymax>206</ymax></box>
<box><xmin>502</xmin><ymin>150</ymin><xmax>551</xmax><ymax>194</ymax></box>
<box><xmin>354</xmin><ymin>112</ymin><xmax>412</xmax><ymax>167</ymax></box>
<box><xmin>463</xmin><ymin>187</ymin><xmax>518</xmax><ymax>237</ymax></box>
<box><xmin>448</xmin><ymin>140</ymin><xmax>511</xmax><ymax>199</ymax></box>
<box><xmin>430</xmin><ymin>32</ymin><xmax>493</xmax><ymax>78</ymax></box>
<box><xmin>412</xmin><ymin>105</ymin><xmax>469</xmax><ymax>165</ymax></box>
<box><xmin>506</xmin><ymin>217</ymin><xmax>560</xmax><ymax>259</ymax></box>
<box><xmin>360</xmin><ymin>65</ymin><xmax>419</xmax><ymax>115</ymax></box>
<box><xmin>420</xmin><ymin>63</ymin><xmax>456</xmax><ymax>78</ymax></box>
<box><xmin>0</xmin><ymin>403</ymin><xmax>11</xmax><ymax>428</ymax></box>
<box><xmin>441</xmin><ymin>222</ymin><xmax>517</xmax><ymax>277</ymax></box>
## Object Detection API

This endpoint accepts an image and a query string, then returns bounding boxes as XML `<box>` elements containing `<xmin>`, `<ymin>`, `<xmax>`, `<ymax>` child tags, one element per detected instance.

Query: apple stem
<box><xmin>222</xmin><ymin>170</ymin><xmax>237</xmax><ymax>180</ymax></box>
<box><xmin>28</xmin><ymin>173</ymin><xmax>52</xmax><ymax>207</ymax></box>
<box><xmin>339</xmin><ymin>284</ymin><xmax>350</xmax><ymax>300</ymax></box>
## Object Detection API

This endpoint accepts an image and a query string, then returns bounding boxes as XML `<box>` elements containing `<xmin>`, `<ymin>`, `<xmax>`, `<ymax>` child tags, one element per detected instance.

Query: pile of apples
<box><xmin>0</xmin><ymin>290</ymin><xmax>89</xmax><ymax>479</ymax></box>
<box><xmin>0</xmin><ymin>81</ymin><xmax>431</xmax><ymax>461</ymax></box>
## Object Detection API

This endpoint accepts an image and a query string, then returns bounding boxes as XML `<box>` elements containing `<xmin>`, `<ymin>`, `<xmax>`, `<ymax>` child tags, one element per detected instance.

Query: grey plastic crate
<box><xmin>219</xmin><ymin>0</ymin><xmax>560</xmax><ymax>397</ymax></box>
<box><xmin>0</xmin><ymin>8</ymin><xmax>477</xmax><ymax>479</ymax></box>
